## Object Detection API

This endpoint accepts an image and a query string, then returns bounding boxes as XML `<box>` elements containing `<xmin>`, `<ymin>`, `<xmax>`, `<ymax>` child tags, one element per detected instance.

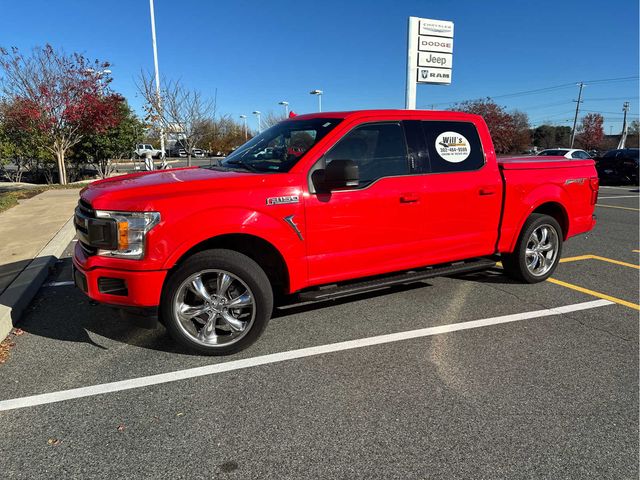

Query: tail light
<box><xmin>589</xmin><ymin>177</ymin><xmax>599</xmax><ymax>205</ymax></box>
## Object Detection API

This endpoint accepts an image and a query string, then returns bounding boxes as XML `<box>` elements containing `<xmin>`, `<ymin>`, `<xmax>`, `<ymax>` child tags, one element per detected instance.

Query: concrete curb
<box><xmin>0</xmin><ymin>216</ymin><xmax>76</xmax><ymax>342</ymax></box>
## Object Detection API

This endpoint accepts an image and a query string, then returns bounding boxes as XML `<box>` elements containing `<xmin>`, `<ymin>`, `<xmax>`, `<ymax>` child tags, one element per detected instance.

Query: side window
<box><xmin>422</xmin><ymin>121</ymin><xmax>485</xmax><ymax>173</ymax></box>
<box><xmin>572</xmin><ymin>151</ymin><xmax>586</xmax><ymax>159</ymax></box>
<box><xmin>323</xmin><ymin>122</ymin><xmax>409</xmax><ymax>187</ymax></box>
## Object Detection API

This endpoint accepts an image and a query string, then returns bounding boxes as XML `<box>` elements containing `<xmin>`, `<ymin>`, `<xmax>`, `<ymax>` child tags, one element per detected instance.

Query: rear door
<box><xmin>417</xmin><ymin>120</ymin><xmax>503</xmax><ymax>263</ymax></box>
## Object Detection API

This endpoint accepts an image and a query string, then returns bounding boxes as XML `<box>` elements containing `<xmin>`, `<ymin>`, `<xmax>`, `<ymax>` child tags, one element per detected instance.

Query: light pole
<box><xmin>252</xmin><ymin>111</ymin><xmax>262</xmax><ymax>133</ymax></box>
<box><xmin>278</xmin><ymin>101</ymin><xmax>289</xmax><ymax>117</ymax></box>
<box><xmin>310</xmin><ymin>89</ymin><xmax>323</xmax><ymax>112</ymax></box>
<box><xmin>239</xmin><ymin>115</ymin><xmax>248</xmax><ymax>140</ymax></box>
<box><xmin>149</xmin><ymin>0</ymin><xmax>164</xmax><ymax>168</ymax></box>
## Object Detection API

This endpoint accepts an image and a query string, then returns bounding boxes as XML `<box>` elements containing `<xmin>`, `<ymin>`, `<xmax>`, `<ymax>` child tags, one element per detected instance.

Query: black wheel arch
<box><xmin>166</xmin><ymin>233</ymin><xmax>290</xmax><ymax>299</ymax></box>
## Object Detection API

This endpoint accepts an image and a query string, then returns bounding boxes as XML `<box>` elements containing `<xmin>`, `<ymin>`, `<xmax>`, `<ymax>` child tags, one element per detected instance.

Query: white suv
<box><xmin>134</xmin><ymin>144</ymin><xmax>163</xmax><ymax>159</ymax></box>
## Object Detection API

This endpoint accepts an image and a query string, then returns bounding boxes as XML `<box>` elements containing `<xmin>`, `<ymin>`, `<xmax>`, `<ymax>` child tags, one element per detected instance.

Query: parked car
<box><xmin>537</xmin><ymin>148</ymin><xmax>592</xmax><ymax>159</ymax></box>
<box><xmin>595</xmin><ymin>148</ymin><xmax>639</xmax><ymax>185</ymax></box>
<box><xmin>167</xmin><ymin>147</ymin><xmax>187</xmax><ymax>158</ymax></box>
<box><xmin>190</xmin><ymin>148</ymin><xmax>205</xmax><ymax>158</ymax></box>
<box><xmin>73</xmin><ymin>110</ymin><xmax>599</xmax><ymax>355</ymax></box>
<box><xmin>134</xmin><ymin>144</ymin><xmax>162</xmax><ymax>159</ymax></box>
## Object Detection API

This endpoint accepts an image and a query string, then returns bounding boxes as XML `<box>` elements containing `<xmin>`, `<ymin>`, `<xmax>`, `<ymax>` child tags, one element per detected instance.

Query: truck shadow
<box><xmin>14</xmin><ymin>258</ymin><xmax>437</xmax><ymax>356</ymax></box>
<box><xmin>447</xmin><ymin>267</ymin><xmax>522</xmax><ymax>285</ymax></box>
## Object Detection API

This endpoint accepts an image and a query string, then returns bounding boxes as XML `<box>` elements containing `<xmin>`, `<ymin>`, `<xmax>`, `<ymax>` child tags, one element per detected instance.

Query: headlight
<box><xmin>94</xmin><ymin>211</ymin><xmax>161</xmax><ymax>259</ymax></box>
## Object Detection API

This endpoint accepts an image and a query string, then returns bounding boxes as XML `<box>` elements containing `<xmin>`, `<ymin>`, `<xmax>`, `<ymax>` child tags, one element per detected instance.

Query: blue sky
<box><xmin>1</xmin><ymin>0</ymin><xmax>638</xmax><ymax>133</ymax></box>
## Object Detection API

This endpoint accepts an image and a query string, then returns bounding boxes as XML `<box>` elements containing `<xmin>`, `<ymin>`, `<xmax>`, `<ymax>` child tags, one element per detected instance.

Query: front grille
<box><xmin>75</xmin><ymin>199</ymin><xmax>97</xmax><ymax>256</ymax></box>
<box><xmin>78</xmin><ymin>199</ymin><xmax>93</xmax><ymax>216</ymax></box>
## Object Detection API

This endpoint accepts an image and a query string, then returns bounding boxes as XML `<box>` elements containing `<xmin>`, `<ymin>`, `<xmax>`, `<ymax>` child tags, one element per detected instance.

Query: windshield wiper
<box><xmin>224</xmin><ymin>159</ymin><xmax>259</xmax><ymax>172</ymax></box>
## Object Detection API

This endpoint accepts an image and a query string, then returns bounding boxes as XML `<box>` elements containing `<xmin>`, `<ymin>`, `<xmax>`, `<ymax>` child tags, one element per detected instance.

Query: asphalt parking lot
<box><xmin>0</xmin><ymin>185</ymin><xmax>638</xmax><ymax>479</ymax></box>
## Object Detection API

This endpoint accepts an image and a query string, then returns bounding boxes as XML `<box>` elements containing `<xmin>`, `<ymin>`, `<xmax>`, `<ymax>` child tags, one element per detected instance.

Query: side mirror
<box><xmin>320</xmin><ymin>159</ymin><xmax>359</xmax><ymax>191</ymax></box>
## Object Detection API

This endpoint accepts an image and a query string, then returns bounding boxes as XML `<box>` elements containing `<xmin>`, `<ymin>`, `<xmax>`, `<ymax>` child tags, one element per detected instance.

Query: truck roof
<box><xmin>289</xmin><ymin>109</ymin><xmax>482</xmax><ymax>122</ymax></box>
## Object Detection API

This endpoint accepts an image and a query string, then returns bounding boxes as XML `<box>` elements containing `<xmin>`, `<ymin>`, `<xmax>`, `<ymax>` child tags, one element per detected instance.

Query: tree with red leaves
<box><xmin>451</xmin><ymin>98</ymin><xmax>531</xmax><ymax>154</ymax></box>
<box><xmin>577</xmin><ymin>113</ymin><xmax>604</xmax><ymax>151</ymax></box>
<box><xmin>0</xmin><ymin>45</ymin><xmax>123</xmax><ymax>184</ymax></box>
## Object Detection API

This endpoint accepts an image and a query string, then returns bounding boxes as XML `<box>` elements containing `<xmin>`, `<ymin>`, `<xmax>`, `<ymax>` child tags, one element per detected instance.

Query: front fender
<box><xmin>160</xmin><ymin>206</ymin><xmax>307</xmax><ymax>292</ymax></box>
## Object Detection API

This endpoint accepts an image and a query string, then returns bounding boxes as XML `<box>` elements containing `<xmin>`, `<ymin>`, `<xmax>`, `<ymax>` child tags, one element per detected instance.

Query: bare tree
<box><xmin>138</xmin><ymin>73</ymin><xmax>216</xmax><ymax>166</ymax></box>
<box><xmin>262</xmin><ymin>111</ymin><xmax>286</xmax><ymax>129</ymax></box>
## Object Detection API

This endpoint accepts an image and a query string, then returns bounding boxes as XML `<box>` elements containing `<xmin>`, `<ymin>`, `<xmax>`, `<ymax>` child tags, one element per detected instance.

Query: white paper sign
<box><xmin>435</xmin><ymin>132</ymin><xmax>470</xmax><ymax>162</ymax></box>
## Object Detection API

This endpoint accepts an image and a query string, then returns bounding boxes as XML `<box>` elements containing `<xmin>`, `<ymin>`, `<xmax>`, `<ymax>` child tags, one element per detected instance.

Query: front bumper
<box><xmin>72</xmin><ymin>244</ymin><xmax>167</xmax><ymax>308</ymax></box>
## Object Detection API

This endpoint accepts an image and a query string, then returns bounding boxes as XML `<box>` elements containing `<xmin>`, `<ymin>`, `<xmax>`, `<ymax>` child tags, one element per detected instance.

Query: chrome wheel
<box><xmin>525</xmin><ymin>224</ymin><xmax>559</xmax><ymax>277</ymax></box>
<box><xmin>173</xmin><ymin>269</ymin><xmax>256</xmax><ymax>347</ymax></box>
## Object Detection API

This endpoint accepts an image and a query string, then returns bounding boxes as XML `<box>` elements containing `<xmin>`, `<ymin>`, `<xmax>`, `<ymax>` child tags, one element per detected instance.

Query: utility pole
<box><xmin>149</xmin><ymin>0</ymin><xmax>163</xmax><ymax>169</ymax></box>
<box><xmin>617</xmin><ymin>101</ymin><xmax>630</xmax><ymax>149</ymax></box>
<box><xmin>570</xmin><ymin>82</ymin><xmax>584</xmax><ymax>148</ymax></box>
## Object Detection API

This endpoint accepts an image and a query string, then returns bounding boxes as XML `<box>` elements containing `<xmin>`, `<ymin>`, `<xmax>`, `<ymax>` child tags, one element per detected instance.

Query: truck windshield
<box><xmin>221</xmin><ymin>118</ymin><xmax>342</xmax><ymax>173</ymax></box>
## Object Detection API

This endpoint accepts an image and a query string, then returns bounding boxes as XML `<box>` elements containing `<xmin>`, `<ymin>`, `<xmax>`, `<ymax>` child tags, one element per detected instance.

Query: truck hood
<box><xmin>81</xmin><ymin>167</ymin><xmax>263</xmax><ymax>210</ymax></box>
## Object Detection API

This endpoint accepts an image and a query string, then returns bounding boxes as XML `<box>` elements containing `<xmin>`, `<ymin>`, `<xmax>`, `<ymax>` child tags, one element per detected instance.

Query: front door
<box><xmin>304</xmin><ymin>122</ymin><xmax>428</xmax><ymax>285</ymax></box>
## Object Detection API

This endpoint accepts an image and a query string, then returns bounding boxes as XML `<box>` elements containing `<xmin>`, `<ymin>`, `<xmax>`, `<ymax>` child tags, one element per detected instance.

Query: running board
<box><xmin>298</xmin><ymin>258</ymin><xmax>496</xmax><ymax>302</ymax></box>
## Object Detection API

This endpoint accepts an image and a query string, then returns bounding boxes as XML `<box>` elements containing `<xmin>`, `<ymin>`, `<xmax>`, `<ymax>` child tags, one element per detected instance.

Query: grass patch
<box><xmin>0</xmin><ymin>182</ymin><xmax>90</xmax><ymax>214</ymax></box>
<box><xmin>0</xmin><ymin>189</ymin><xmax>46</xmax><ymax>214</ymax></box>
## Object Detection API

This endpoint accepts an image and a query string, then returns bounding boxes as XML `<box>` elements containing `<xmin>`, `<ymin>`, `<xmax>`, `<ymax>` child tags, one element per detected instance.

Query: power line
<box><xmin>421</xmin><ymin>75</ymin><xmax>639</xmax><ymax>108</ymax></box>
<box><xmin>583</xmin><ymin>96</ymin><xmax>639</xmax><ymax>101</ymax></box>
<box><xmin>582</xmin><ymin>109</ymin><xmax>640</xmax><ymax>115</ymax></box>
<box><xmin>582</xmin><ymin>75</ymin><xmax>639</xmax><ymax>85</ymax></box>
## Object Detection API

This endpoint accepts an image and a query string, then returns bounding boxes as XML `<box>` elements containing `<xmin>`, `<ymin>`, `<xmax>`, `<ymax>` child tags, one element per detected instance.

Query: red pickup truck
<box><xmin>73</xmin><ymin>110</ymin><xmax>598</xmax><ymax>355</ymax></box>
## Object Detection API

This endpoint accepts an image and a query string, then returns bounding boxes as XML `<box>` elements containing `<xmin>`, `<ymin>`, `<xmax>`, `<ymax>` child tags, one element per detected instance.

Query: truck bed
<box><xmin>498</xmin><ymin>156</ymin><xmax>594</xmax><ymax>170</ymax></box>
<box><xmin>497</xmin><ymin>155</ymin><xmax>597</xmax><ymax>254</ymax></box>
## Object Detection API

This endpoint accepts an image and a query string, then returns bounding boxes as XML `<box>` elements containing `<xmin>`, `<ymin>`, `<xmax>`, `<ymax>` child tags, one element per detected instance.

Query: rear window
<box><xmin>421</xmin><ymin>121</ymin><xmax>485</xmax><ymax>173</ymax></box>
<box><xmin>539</xmin><ymin>149</ymin><xmax>568</xmax><ymax>156</ymax></box>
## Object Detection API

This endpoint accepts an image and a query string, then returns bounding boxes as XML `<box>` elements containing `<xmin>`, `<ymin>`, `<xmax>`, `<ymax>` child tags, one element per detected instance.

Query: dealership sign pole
<box><xmin>405</xmin><ymin>17</ymin><xmax>454</xmax><ymax>109</ymax></box>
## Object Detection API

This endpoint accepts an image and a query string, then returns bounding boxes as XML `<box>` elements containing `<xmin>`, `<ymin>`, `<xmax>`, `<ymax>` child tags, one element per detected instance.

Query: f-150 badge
<box><xmin>266</xmin><ymin>195</ymin><xmax>300</xmax><ymax>205</ymax></box>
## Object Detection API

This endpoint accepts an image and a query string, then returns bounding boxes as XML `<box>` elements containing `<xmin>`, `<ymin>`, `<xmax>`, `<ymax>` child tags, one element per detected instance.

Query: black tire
<box><xmin>161</xmin><ymin>249</ymin><xmax>273</xmax><ymax>355</ymax></box>
<box><xmin>502</xmin><ymin>213</ymin><xmax>563</xmax><ymax>283</ymax></box>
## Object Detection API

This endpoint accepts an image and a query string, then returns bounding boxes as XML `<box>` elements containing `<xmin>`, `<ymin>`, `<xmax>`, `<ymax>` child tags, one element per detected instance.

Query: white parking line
<box><xmin>599</xmin><ymin>186</ymin><xmax>639</xmax><ymax>190</ymax></box>
<box><xmin>597</xmin><ymin>195</ymin><xmax>640</xmax><ymax>199</ymax></box>
<box><xmin>0</xmin><ymin>299</ymin><xmax>613</xmax><ymax>412</ymax></box>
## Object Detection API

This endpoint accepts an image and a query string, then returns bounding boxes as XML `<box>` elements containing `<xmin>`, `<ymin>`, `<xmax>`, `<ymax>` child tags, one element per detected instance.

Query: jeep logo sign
<box><xmin>418</xmin><ymin>52</ymin><xmax>453</xmax><ymax>68</ymax></box>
